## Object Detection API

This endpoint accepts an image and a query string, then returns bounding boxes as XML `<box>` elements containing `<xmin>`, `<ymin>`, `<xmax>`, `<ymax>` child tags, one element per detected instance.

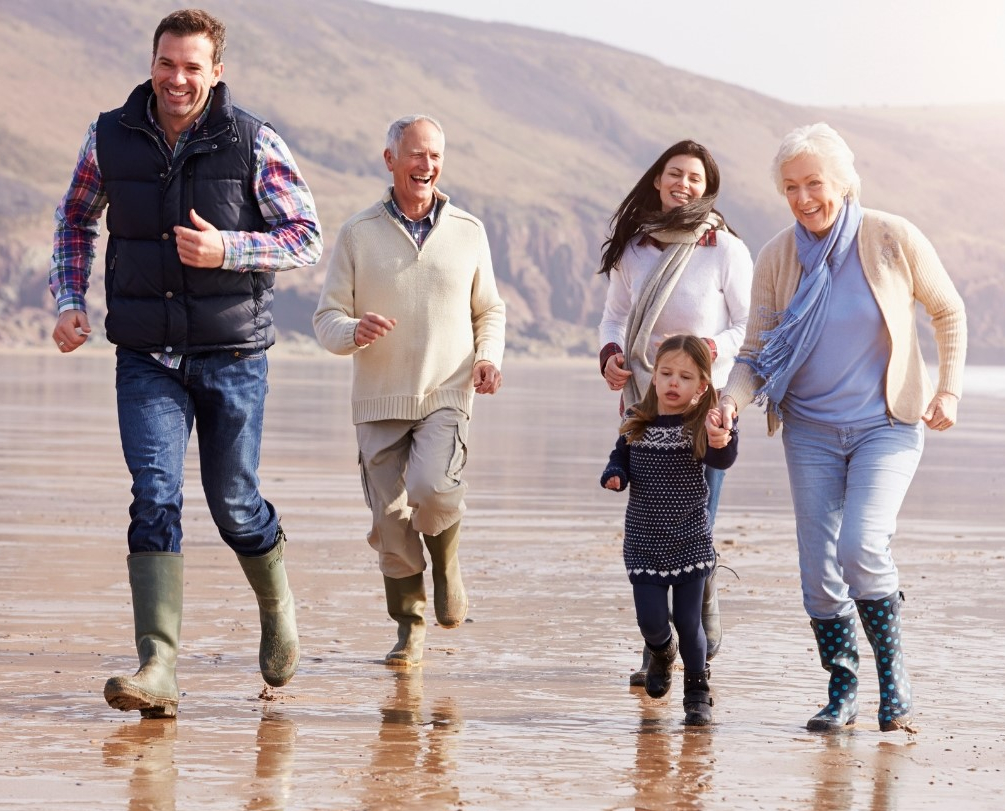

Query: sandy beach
<box><xmin>1</xmin><ymin>350</ymin><xmax>1003</xmax><ymax>810</ymax></box>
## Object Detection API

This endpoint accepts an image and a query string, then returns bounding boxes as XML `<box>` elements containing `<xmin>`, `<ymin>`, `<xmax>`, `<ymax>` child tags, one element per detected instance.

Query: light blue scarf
<box><xmin>741</xmin><ymin>197</ymin><xmax>863</xmax><ymax>416</ymax></box>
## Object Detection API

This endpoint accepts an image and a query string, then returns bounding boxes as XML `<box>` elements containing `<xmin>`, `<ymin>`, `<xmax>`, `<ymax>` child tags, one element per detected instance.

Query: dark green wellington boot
<box><xmin>857</xmin><ymin>592</ymin><xmax>916</xmax><ymax>732</ymax></box>
<box><xmin>702</xmin><ymin>554</ymin><xmax>723</xmax><ymax>661</ymax></box>
<box><xmin>383</xmin><ymin>573</ymin><xmax>427</xmax><ymax>668</ymax></box>
<box><xmin>423</xmin><ymin>521</ymin><xmax>467</xmax><ymax>628</ymax></box>
<box><xmin>644</xmin><ymin>635</ymin><xmax>677</xmax><ymax>699</ymax></box>
<box><xmin>807</xmin><ymin>613</ymin><xmax>860</xmax><ymax>731</ymax></box>
<box><xmin>682</xmin><ymin>667</ymin><xmax>714</xmax><ymax>726</ymax></box>
<box><xmin>104</xmin><ymin>552</ymin><xmax>183</xmax><ymax>718</ymax></box>
<box><xmin>237</xmin><ymin>527</ymin><xmax>300</xmax><ymax>687</ymax></box>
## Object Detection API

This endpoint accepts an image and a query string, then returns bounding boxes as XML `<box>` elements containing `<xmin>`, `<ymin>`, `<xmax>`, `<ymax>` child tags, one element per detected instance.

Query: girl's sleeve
<box><xmin>600</xmin><ymin>435</ymin><xmax>630</xmax><ymax>490</ymax></box>
<box><xmin>703</xmin><ymin>423</ymin><xmax>739</xmax><ymax>470</ymax></box>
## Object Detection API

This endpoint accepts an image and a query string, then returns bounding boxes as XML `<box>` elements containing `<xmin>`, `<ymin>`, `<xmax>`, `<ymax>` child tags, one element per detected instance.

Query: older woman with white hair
<box><xmin>711</xmin><ymin>122</ymin><xmax>967</xmax><ymax>733</ymax></box>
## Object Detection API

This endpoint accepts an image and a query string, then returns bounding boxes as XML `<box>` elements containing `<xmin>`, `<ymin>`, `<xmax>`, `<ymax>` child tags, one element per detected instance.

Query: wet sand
<box><xmin>1</xmin><ymin>350</ymin><xmax>1003</xmax><ymax>810</ymax></box>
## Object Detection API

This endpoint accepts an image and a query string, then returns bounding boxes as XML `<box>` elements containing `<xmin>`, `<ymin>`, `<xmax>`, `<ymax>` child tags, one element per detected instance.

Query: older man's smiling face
<box><xmin>384</xmin><ymin>120</ymin><xmax>444</xmax><ymax>219</ymax></box>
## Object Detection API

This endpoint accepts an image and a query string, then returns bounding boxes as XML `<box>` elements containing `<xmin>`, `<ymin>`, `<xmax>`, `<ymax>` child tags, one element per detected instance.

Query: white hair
<box><xmin>385</xmin><ymin>114</ymin><xmax>444</xmax><ymax>158</ymax></box>
<box><xmin>771</xmin><ymin>122</ymin><xmax>861</xmax><ymax>200</ymax></box>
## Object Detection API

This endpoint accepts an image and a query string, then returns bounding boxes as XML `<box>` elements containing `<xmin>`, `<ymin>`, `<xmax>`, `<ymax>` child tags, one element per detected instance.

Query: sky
<box><xmin>375</xmin><ymin>0</ymin><xmax>1005</xmax><ymax>108</ymax></box>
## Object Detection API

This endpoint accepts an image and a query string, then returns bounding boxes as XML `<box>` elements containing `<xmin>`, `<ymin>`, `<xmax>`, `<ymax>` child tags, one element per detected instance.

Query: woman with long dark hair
<box><xmin>598</xmin><ymin>140</ymin><xmax>753</xmax><ymax>686</ymax></box>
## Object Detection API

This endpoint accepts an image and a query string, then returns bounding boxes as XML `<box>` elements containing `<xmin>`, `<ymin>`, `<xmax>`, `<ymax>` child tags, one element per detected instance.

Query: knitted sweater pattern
<box><xmin>313</xmin><ymin>189</ymin><xmax>506</xmax><ymax>424</ymax></box>
<box><xmin>601</xmin><ymin>414</ymin><xmax>737</xmax><ymax>586</ymax></box>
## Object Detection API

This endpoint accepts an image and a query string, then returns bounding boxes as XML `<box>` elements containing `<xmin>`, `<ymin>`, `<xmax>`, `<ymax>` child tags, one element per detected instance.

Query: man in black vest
<box><xmin>48</xmin><ymin>8</ymin><xmax>323</xmax><ymax>718</ymax></box>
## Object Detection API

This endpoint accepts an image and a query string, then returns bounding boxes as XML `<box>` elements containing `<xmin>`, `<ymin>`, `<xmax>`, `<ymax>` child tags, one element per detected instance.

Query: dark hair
<box><xmin>153</xmin><ymin>9</ymin><xmax>227</xmax><ymax>65</ymax></box>
<box><xmin>598</xmin><ymin>140</ymin><xmax>729</xmax><ymax>277</ymax></box>
<box><xmin>620</xmin><ymin>334</ymin><xmax>717</xmax><ymax>459</ymax></box>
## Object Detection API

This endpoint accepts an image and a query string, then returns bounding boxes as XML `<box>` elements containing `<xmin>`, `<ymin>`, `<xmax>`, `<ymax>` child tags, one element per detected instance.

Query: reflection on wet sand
<box><xmin>809</xmin><ymin>734</ymin><xmax>905</xmax><ymax>811</ymax></box>
<box><xmin>364</xmin><ymin>670</ymin><xmax>463</xmax><ymax>808</ymax></box>
<box><xmin>4</xmin><ymin>353</ymin><xmax>1005</xmax><ymax>810</ymax></box>
<box><xmin>100</xmin><ymin>714</ymin><xmax>299</xmax><ymax>811</ymax></box>
<box><xmin>246</xmin><ymin>714</ymin><xmax>297</xmax><ymax>811</ymax></box>
<box><xmin>632</xmin><ymin>699</ymin><xmax>714</xmax><ymax>811</ymax></box>
<box><xmin>102</xmin><ymin>720</ymin><xmax>178</xmax><ymax>811</ymax></box>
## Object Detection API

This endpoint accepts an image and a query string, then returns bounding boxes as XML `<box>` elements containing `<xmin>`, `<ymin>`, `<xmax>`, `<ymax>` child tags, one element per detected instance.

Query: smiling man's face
<box><xmin>384</xmin><ymin>119</ymin><xmax>444</xmax><ymax>219</ymax></box>
<box><xmin>150</xmin><ymin>32</ymin><xmax>223</xmax><ymax>142</ymax></box>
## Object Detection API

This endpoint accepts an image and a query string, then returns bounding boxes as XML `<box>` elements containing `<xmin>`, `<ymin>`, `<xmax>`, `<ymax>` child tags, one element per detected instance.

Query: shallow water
<box><xmin>1</xmin><ymin>351</ymin><xmax>1003</xmax><ymax>809</ymax></box>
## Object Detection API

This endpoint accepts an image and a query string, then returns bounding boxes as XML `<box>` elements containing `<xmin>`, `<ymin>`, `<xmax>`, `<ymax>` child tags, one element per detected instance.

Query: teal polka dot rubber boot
<box><xmin>857</xmin><ymin>592</ymin><xmax>916</xmax><ymax>733</ymax></box>
<box><xmin>807</xmin><ymin>613</ymin><xmax>859</xmax><ymax>731</ymax></box>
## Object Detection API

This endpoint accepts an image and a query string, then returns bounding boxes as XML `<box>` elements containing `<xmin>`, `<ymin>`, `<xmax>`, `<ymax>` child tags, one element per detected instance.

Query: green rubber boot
<box><xmin>423</xmin><ymin>521</ymin><xmax>467</xmax><ymax>628</ymax></box>
<box><xmin>384</xmin><ymin>573</ymin><xmax>427</xmax><ymax>668</ymax></box>
<box><xmin>104</xmin><ymin>552</ymin><xmax>183</xmax><ymax>718</ymax></box>
<box><xmin>237</xmin><ymin>527</ymin><xmax>300</xmax><ymax>687</ymax></box>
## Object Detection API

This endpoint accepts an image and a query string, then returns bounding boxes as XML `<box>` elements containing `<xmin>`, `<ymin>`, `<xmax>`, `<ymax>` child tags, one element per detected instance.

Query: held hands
<box><xmin>603</xmin><ymin>352</ymin><xmax>632</xmax><ymax>391</ymax></box>
<box><xmin>706</xmin><ymin>398</ymin><xmax>737</xmax><ymax>449</ymax></box>
<box><xmin>473</xmin><ymin>360</ymin><xmax>502</xmax><ymax>394</ymax></box>
<box><xmin>52</xmin><ymin>310</ymin><xmax>92</xmax><ymax>353</ymax></box>
<box><xmin>922</xmin><ymin>391</ymin><xmax>959</xmax><ymax>432</ymax></box>
<box><xmin>174</xmin><ymin>208</ymin><xmax>225</xmax><ymax>268</ymax></box>
<box><xmin>354</xmin><ymin>312</ymin><xmax>397</xmax><ymax>347</ymax></box>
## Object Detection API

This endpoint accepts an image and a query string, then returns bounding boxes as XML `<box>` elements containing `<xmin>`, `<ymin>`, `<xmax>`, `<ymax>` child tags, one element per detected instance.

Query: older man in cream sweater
<box><xmin>314</xmin><ymin>114</ymin><xmax>506</xmax><ymax>668</ymax></box>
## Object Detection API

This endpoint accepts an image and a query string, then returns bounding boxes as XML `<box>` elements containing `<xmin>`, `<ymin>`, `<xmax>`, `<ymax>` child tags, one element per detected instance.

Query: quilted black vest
<box><xmin>96</xmin><ymin>80</ymin><xmax>274</xmax><ymax>353</ymax></box>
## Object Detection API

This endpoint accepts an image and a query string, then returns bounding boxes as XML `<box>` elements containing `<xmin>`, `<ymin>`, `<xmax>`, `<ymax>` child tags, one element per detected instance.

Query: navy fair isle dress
<box><xmin>601</xmin><ymin>413</ymin><xmax>738</xmax><ymax>586</ymax></box>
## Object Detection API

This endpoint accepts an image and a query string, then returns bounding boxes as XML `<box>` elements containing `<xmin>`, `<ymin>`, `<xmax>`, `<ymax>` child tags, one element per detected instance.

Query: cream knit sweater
<box><xmin>313</xmin><ymin>190</ymin><xmax>506</xmax><ymax>424</ymax></box>
<box><xmin>723</xmin><ymin>208</ymin><xmax>967</xmax><ymax>435</ymax></box>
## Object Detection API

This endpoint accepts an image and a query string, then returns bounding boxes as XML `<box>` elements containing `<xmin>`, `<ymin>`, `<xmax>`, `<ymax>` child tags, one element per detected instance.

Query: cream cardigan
<box><xmin>723</xmin><ymin>208</ymin><xmax>967</xmax><ymax>435</ymax></box>
<box><xmin>313</xmin><ymin>189</ymin><xmax>506</xmax><ymax>424</ymax></box>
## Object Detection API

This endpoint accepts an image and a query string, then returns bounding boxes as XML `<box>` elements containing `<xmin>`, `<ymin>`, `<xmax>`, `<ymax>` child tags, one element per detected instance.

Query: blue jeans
<box><xmin>781</xmin><ymin>412</ymin><xmax>923</xmax><ymax>619</ymax></box>
<box><xmin>705</xmin><ymin>465</ymin><xmax>725</xmax><ymax>529</ymax></box>
<box><xmin>115</xmin><ymin>347</ymin><xmax>278</xmax><ymax>555</ymax></box>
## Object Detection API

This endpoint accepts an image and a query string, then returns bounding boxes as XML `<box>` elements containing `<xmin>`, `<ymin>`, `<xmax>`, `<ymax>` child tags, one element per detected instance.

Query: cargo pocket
<box><xmin>446</xmin><ymin>421</ymin><xmax>469</xmax><ymax>484</ymax></box>
<box><xmin>358</xmin><ymin>449</ymin><xmax>373</xmax><ymax>509</ymax></box>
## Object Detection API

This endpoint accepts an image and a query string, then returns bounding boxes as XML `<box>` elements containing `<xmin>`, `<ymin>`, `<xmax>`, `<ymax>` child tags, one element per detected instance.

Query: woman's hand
<box><xmin>922</xmin><ymin>391</ymin><xmax>959</xmax><ymax>431</ymax></box>
<box><xmin>707</xmin><ymin>396</ymin><xmax>736</xmax><ymax>448</ymax></box>
<box><xmin>604</xmin><ymin>353</ymin><xmax>633</xmax><ymax>391</ymax></box>
<box><xmin>705</xmin><ymin>407</ymin><xmax>733</xmax><ymax>448</ymax></box>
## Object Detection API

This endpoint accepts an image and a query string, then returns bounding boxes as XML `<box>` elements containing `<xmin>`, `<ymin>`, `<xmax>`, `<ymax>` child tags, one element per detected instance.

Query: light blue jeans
<box><xmin>115</xmin><ymin>347</ymin><xmax>278</xmax><ymax>555</ymax></box>
<box><xmin>781</xmin><ymin>412</ymin><xmax>923</xmax><ymax>619</ymax></box>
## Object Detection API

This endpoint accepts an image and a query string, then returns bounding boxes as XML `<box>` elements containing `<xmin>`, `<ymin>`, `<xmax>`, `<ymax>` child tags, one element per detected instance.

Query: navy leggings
<box><xmin>633</xmin><ymin>578</ymin><xmax>707</xmax><ymax>672</ymax></box>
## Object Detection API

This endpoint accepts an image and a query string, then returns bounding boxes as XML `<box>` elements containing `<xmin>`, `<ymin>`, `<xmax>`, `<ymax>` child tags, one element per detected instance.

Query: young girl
<box><xmin>601</xmin><ymin>335</ymin><xmax>738</xmax><ymax>725</ymax></box>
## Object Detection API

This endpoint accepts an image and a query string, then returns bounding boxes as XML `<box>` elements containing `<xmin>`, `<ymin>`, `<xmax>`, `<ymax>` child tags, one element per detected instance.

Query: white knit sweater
<box><xmin>598</xmin><ymin>230</ymin><xmax>753</xmax><ymax>389</ymax></box>
<box><xmin>313</xmin><ymin>189</ymin><xmax>506</xmax><ymax>424</ymax></box>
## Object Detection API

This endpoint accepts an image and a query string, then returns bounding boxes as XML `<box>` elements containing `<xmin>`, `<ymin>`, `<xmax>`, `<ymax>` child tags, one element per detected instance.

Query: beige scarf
<box><xmin>621</xmin><ymin>214</ymin><xmax>721</xmax><ymax>410</ymax></box>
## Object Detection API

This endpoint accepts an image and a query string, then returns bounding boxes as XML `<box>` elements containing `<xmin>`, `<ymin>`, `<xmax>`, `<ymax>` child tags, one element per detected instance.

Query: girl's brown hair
<box><xmin>620</xmin><ymin>335</ymin><xmax>717</xmax><ymax>458</ymax></box>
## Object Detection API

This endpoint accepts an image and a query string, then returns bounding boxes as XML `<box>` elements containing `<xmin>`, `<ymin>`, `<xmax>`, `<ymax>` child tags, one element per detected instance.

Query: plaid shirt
<box><xmin>50</xmin><ymin>90</ymin><xmax>322</xmax><ymax>365</ymax></box>
<box><xmin>385</xmin><ymin>192</ymin><xmax>439</xmax><ymax>247</ymax></box>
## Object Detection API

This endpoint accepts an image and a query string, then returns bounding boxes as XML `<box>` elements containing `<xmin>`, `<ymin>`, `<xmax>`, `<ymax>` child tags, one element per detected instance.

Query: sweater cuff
<box><xmin>600</xmin><ymin>342</ymin><xmax>622</xmax><ymax>377</ymax></box>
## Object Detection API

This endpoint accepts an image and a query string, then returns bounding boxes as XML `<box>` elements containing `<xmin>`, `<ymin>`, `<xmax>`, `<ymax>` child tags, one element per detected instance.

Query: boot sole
<box><xmin>880</xmin><ymin>716</ymin><xmax>917</xmax><ymax>733</ymax></box>
<box><xmin>262</xmin><ymin>648</ymin><xmax>301</xmax><ymax>687</ymax></box>
<box><xmin>434</xmin><ymin>590</ymin><xmax>468</xmax><ymax>628</ymax></box>
<box><xmin>806</xmin><ymin>716</ymin><xmax>857</xmax><ymax>732</ymax></box>
<box><xmin>384</xmin><ymin>654</ymin><xmax>422</xmax><ymax>669</ymax></box>
<box><xmin>104</xmin><ymin>678</ymin><xmax>178</xmax><ymax>718</ymax></box>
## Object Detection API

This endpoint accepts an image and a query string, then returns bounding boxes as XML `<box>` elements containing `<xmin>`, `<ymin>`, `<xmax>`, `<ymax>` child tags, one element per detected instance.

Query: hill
<box><xmin>2</xmin><ymin>0</ymin><xmax>1003</xmax><ymax>360</ymax></box>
